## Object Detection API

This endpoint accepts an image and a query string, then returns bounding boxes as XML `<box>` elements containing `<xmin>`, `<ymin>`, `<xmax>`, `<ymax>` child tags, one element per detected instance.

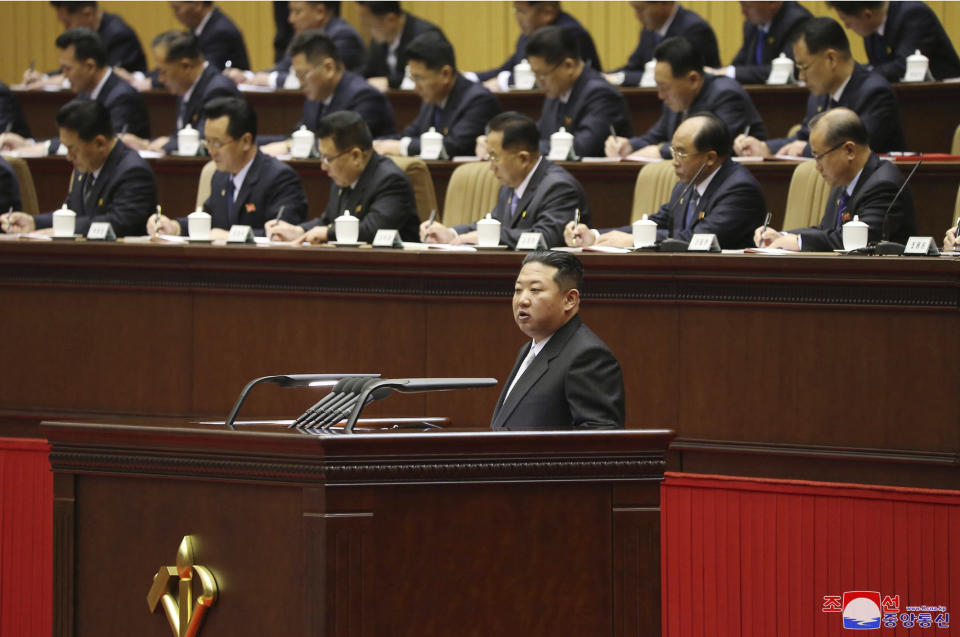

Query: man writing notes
<box><xmin>266</xmin><ymin>111</ymin><xmax>419</xmax><ymax>245</ymax></box>
<box><xmin>148</xmin><ymin>97</ymin><xmax>307</xmax><ymax>239</ymax></box>
<box><xmin>491</xmin><ymin>250</ymin><xmax>624</xmax><ymax>431</ymax></box>
<box><xmin>424</xmin><ymin>112</ymin><xmax>588</xmax><ymax>250</ymax></box>
<box><xmin>1</xmin><ymin>100</ymin><xmax>157</xmax><ymax>237</ymax></box>
<box><xmin>754</xmin><ymin>108</ymin><xmax>916</xmax><ymax>252</ymax></box>
<box><xmin>568</xmin><ymin>114</ymin><xmax>764</xmax><ymax>250</ymax></box>
<box><xmin>735</xmin><ymin>17</ymin><xmax>905</xmax><ymax>158</ymax></box>
<box><xmin>373</xmin><ymin>33</ymin><xmax>500</xmax><ymax>159</ymax></box>
<box><xmin>357</xmin><ymin>1</ymin><xmax>446</xmax><ymax>91</ymax></box>
<box><xmin>605</xmin><ymin>36</ymin><xmax>766</xmax><ymax>160</ymax></box>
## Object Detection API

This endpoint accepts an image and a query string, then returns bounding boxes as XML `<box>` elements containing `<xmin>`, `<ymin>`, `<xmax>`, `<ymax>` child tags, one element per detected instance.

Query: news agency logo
<box><xmin>822</xmin><ymin>592</ymin><xmax>951</xmax><ymax>630</ymax></box>
<box><xmin>840</xmin><ymin>591</ymin><xmax>882</xmax><ymax>629</ymax></box>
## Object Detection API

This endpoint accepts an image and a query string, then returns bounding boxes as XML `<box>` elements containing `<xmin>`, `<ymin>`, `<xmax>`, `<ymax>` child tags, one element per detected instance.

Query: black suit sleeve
<box><xmin>565</xmin><ymin>343</ymin><xmax>625</xmax><ymax>429</ymax></box>
<box><xmin>679</xmin><ymin>181</ymin><xmax>764</xmax><ymax>248</ymax></box>
<box><xmin>406</xmin><ymin>93</ymin><xmax>499</xmax><ymax>157</ymax></box>
<box><xmin>570</xmin><ymin>89</ymin><xmax>631</xmax><ymax>158</ymax></box>
<box><xmin>0</xmin><ymin>161</ymin><xmax>22</xmax><ymax>214</ymax></box>
<box><xmin>261</xmin><ymin>166</ymin><xmax>308</xmax><ymax>231</ymax></box>
<box><xmin>505</xmin><ymin>178</ymin><xmax>581</xmax><ymax>249</ymax></box>
<box><xmin>630</xmin><ymin>106</ymin><xmax>672</xmax><ymax>156</ymax></box>
<box><xmin>326</xmin><ymin>173</ymin><xmax>416</xmax><ymax>243</ymax></box>
<box><xmin>70</xmin><ymin>163</ymin><xmax>157</xmax><ymax>236</ymax></box>
<box><xmin>794</xmin><ymin>176</ymin><xmax>900</xmax><ymax>251</ymax></box>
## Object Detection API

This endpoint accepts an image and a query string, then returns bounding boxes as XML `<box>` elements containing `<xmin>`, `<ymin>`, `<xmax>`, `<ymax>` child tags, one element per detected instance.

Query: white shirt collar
<box><xmin>831</xmin><ymin>71</ymin><xmax>853</xmax><ymax>103</ymax></box>
<box><xmin>529</xmin><ymin>333</ymin><xmax>553</xmax><ymax>350</ymax></box>
<box><xmin>559</xmin><ymin>86</ymin><xmax>572</xmax><ymax>104</ymax></box>
<box><xmin>845</xmin><ymin>166</ymin><xmax>865</xmax><ymax>197</ymax></box>
<box><xmin>89</xmin><ymin>67</ymin><xmax>111</xmax><ymax>100</ymax></box>
<box><xmin>656</xmin><ymin>4</ymin><xmax>680</xmax><ymax>37</ymax></box>
<box><xmin>514</xmin><ymin>155</ymin><xmax>543</xmax><ymax>201</ymax></box>
<box><xmin>389</xmin><ymin>28</ymin><xmax>403</xmax><ymax>53</ymax></box>
<box><xmin>877</xmin><ymin>12</ymin><xmax>888</xmax><ymax>37</ymax></box>
<box><xmin>231</xmin><ymin>152</ymin><xmax>256</xmax><ymax>192</ymax></box>
<box><xmin>182</xmin><ymin>61</ymin><xmax>210</xmax><ymax>104</ymax></box>
<box><xmin>194</xmin><ymin>8</ymin><xmax>214</xmax><ymax>36</ymax></box>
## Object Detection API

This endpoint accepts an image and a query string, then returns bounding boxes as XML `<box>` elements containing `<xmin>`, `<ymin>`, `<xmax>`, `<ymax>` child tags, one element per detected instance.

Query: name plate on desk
<box><xmin>226</xmin><ymin>225</ymin><xmax>254</xmax><ymax>244</ymax></box>
<box><xmin>515</xmin><ymin>232</ymin><xmax>547</xmax><ymax>251</ymax></box>
<box><xmin>372</xmin><ymin>229</ymin><xmax>402</xmax><ymax>248</ymax></box>
<box><xmin>688</xmin><ymin>233</ymin><xmax>720</xmax><ymax>252</ymax></box>
<box><xmin>86</xmin><ymin>222</ymin><xmax>116</xmax><ymax>241</ymax></box>
<box><xmin>903</xmin><ymin>236</ymin><xmax>939</xmax><ymax>256</ymax></box>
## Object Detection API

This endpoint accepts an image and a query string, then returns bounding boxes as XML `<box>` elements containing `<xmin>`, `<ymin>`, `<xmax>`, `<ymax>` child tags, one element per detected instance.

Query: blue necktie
<box><xmin>755</xmin><ymin>28</ymin><xmax>767</xmax><ymax>65</ymax></box>
<box><xmin>835</xmin><ymin>190</ymin><xmax>850</xmax><ymax>229</ymax></box>
<box><xmin>509</xmin><ymin>190</ymin><xmax>519</xmax><ymax>218</ymax></box>
<box><xmin>176</xmin><ymin>98</ymin><xmax>187</xmax><ymax>130</ymax></box>
<box><xmin>684</xmin><ymin>191</ymin><xmax>701</xmax><ymax>230</ymax></box>
<box><xmin>226</xmin><ymin>178</ymin><xmax>235</xmax><ymax>218</ymax></box>
<box><xmin>432</xmin><ymin>105</ymin><xmax>443</xmax><ymax>129</ymax></box>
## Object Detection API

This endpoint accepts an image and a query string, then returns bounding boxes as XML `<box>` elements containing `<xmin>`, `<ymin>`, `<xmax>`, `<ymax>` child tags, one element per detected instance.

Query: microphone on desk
<box><xmin>659</xmin><ymin>160</ymin><xmax>708</xmax><ymax>252</ymax></box>
<box><xmin>875</xmin><ymin>159</ymin><xmax>922</xmax><ymax>256</ymax></box>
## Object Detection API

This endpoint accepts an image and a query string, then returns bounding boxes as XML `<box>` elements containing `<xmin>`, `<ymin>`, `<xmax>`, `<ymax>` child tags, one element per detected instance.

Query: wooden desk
<box><xmin>43</xmin><ymin>417</ymin><xmax>672</xmax><ymax>636</ymax></box>
<box><xmin>1</xmin><ymin>244</ymin><xmax>957</xmax><ymax>489</ymax></box>
<box><xmin>24</xmin><ymin>156</ymin><xmax>960</xmax><ymax>237</ymax></box>
<box><xmin>16</xmin><ymin>82</ymin><xmax>960</xmax><ymax>152</ymax></box>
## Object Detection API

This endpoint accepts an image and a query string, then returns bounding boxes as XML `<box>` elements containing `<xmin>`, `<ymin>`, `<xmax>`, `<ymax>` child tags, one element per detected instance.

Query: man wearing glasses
<box><xmin>567</xmin><ymin>113</ymin><xmax>764</xmax><ymax>250</ymax></box>
<box><xmin>261</xmin><ymin>30</ymin><xmax>395</xmax><ymax>157</ymax></box>
<box><xmin>735</xmin><ymin>17</ymin><xmax>905</xmax><ymax>158</ymax></box>
<box><xmin>754</xmin><ymin>108</ymin><xmax>915</xmax><ymax>251</ymax></box>
<box><xmin>149</xmin><ymin>97</ymin><xmax>306</xmax><ymax>239</ymax></box>
<box><xmin>266</xmin><ymin>111</ymin><xmax>419</xmax><ymax>245</ymax></box>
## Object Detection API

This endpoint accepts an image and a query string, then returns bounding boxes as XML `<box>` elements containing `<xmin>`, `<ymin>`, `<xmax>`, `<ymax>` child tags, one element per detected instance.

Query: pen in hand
<box><xmin>153</xmin><ymin>205</ymin><xmax>161</xmax><ymax>237</ymax></box>
<box><xmin>743</xmin><ymin>125</ymin><xmax>751</xmax><ymax>138</ymax></box>
<box><xmin>424</xmin><ymin>209</ymin><xmax>437</xmax><ymax>242</ymax></box>
<box><xmin>758</xmin><ymin>211</ymin><xmax>772</xmax><ymax>247</ymax></box>
<box><xmin>609</xmin><ymin>125</ymin><xmax>617</xmax><ymax>139</ymax></box>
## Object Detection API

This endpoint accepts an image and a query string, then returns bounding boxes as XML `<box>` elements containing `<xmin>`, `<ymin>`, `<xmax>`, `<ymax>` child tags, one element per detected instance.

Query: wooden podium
<box><xmin>43</xmin><ymin>418</ymin><xmax>674</xmax><ymax>637</ymax></box>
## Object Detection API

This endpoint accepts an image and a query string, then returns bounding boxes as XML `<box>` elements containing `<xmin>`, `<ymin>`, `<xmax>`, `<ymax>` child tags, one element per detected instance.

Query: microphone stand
<box><xmin>862</xmin><ymin>159</ymin><xmax>922</xmax><ymax>256</ymax></box>
<box><xmin>658</xmin><ymin>160</ymin><xmax>708</xmax><ymax>252</ymax></box>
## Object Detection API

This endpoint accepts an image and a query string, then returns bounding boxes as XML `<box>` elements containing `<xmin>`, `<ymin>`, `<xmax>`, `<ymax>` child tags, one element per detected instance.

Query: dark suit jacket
<box><xmin>163</xmin><ymin>66</ymin><xmax>242</xmax><ymax>154</ymax></box>
<box><xmin>729</xmin><ymin>1</ymin><xmax>812</xmax><ymax>84</ymax></box>
<box><xmin>303</xmin><ymin>152</ymin><xmax>420</xmax><ymax>242</ymax></box>
<box><xmin>490</xmin><ymin>315</ymin><xmax>625</xmax><ymax>430</ymax></box>
<box><xmin>476</xmin><ymin>11</ymin><xmax>603</xmax><ymax>83</ymax></box>
<box><xmin>538</xmin><ymin>65</ymin><xmax>632</xmax><ymax>158</ymax></box>
<box><xmin>616</xmin><ymin>6</ymin><xmax>720</xmax><ymax>85</ymax></box>
<box><xmin>630</xmin><ymin>74</ymin><xmax>768</xmax><ymax>157</ymax></box>
<box><xmin>612</xmin><ymin>158</ymin><xmax>765</xmax><ymax>249</ymax></box>
<box><xmin>0</xmin><ymin>157</ymin><xmax>23</xmax><ymax>214</ymax></box>
<box><xmin>363</xmin><ymin>13</ymin><xmax>445</xmax><ymax>89</ymax></box>
<box><xmin>862</xmin><ymin>1</ymin><xmax>960</xmax><ymax>82</ymax></box>
<box><xmin>35</xmin><ymin>141</ymin><xmax>157</xmax><ymax>236</ymax></box>
<box><xmin>454</xmin><ymin>158</ymin><xmax>588</xmax><ymax>249</ymax></box>
<box><xmin>389</xmin><ymin>74</ymin><xmax>500</xmax><ymax>157</ymax></box>
<box><xmin>271</xmin><ymin>16</ymin><xmax>367</xmax><ymax>85</ymax></box>
<box><xmin>176</xmin><ymin>151</ymin><xmax>307</xmax><ymax>236</ymax></box>
<box><xmin>0</xmin><ymin>82</ymin><xmax>30</xmax><ymax>138</ymax></box>
<box><xmin>197</xmin><ymin>7</ymin><xmax>251</xmax><ymax>70</ymax></box>
<box><xmin>99</xmin><ymin>11</ymin><xmax>147</xmax><ymax>73</ymax></box>
<box><xmin>298</xmin><ymin>71</ymin><xmax>397</xmax><ymax>140</ymax></box>
<box><xmin>792</xmin><ymin>153</ymin><xmax>916</xmax><ymax>251</ymax></box>
<box><xmin>766</xmin><ymin>64</ymin><xmax>905</xmax><ymax>155</ymax></box>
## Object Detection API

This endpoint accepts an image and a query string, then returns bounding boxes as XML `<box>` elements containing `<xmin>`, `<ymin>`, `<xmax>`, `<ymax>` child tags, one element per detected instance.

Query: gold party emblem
<box><xmin>147</xmin><ymin>536</ymin><xmax>218</xmax><ymax>637</ymax></box>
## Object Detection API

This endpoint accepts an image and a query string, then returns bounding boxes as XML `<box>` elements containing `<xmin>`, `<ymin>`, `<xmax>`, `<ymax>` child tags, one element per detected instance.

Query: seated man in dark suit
<box><xmin>736</xmin><ymin>17</ymin><xmax>905</xmax><ymax>157</ymax></box>
<box><xmin>755</xmin><ymin>108</ymin><xmax>916</xmax><ymax>251</ymax></box>
<box><xmin>606</xmin><ymin>36</ymin><xmax>767</xmax><ymax>160</ymax></box>
<box><xmin>828</xmin><ymin>1</ymin><xmax>960</xmax><ymax>82</ymax></box>
<box><xmin>569</xmin><ymin>113</ymin><xmax>765</xmax><ymax>250</ymax></box>
<box><xmin>491</xmin><ymin>250</ymin><xmax>624</xmax><ymax>430</ymax></box>
<box><xmin>373</xmin><ymin>33</ymin><xmax>500</xmax><ymax>159</ymax></box>
<box><xmin>423</xmin><ymin>112</ymin><xmax>589</xmax><ymax>249</ymax></box>
<box><xmin>471</xmin><ymin>1</ymin><xmax>602</xmax><ymax>91</ymax></box>
<box><xmin>260</xmin><ymin>30</ymin><xmax>396</xmax><ymax>156</ymax></box>
<box><xmin>50</xmin><ymin>1</ymin><xmax>146</xmax><ymax>73</ymax></box>
<box><xmin>357</xmin><ymin>1</ymin><xmax>446</xmax><ymax>90</ymax></box>
<box><xmin>266</xmin><ymin>111</ymin><xmax>420</xmax><ymax>244</ymax></box>
<box><xmin>708</xmin><ymin>1</ymin><xmax>812</xmax><ymax>84</ymax></box>
<box><xmin>169</xmin><ymin>1</ymin><xmax>250</xmax><ymax>71</ymax></box>
<box><xmin>0</xmin><ymin>157</ymin><xmax>23</xmax><ymax>214</ymax></box>
<box><xmin>0</xmin><ymin>83</ymin><xmax>32</xmax><ymax>143</ymax></box>
<box><xmin>1</xmin><ymin>100</ymin><xmax>157</xmax><ymax>237</ymax></box>
<box><xmin>225</xmin><ymin>1</ymin><xmax>366</xmax><ymax>88</ymax></box>
<box><xmin>607</xmin><ymin>0</ymin><xmax>719</xmax><ymax>86</ymax></box>
<box><xmin>123</xmin><ymin>31</ymin><xmax>242</xmax><ymax>155</ymax></box>
<box><xmin>148</xmin><ymin>98</ymin><xmax>307</xmax><ymax>239</ymax></box>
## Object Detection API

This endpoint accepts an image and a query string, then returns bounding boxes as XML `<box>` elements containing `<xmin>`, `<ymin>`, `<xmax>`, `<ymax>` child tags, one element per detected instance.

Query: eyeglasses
<box><xmin>669</xmin><ymin>146</ymin><xmax>698</xmax><ymax>161</ymax></box>
<box><xmin>795</xmin><ymin>54</ymin><xmax>821</xmax><ymax>73</ymax></box>
<box><xmin>486</xmin><ymin>150</ymin><xmax>516</xmax><ymax>164</ymax></box>
<box><xmin>202</xmin><ymin>137</ymin><xmax>238</xmax><ymax>151</ymax></box>
<box><xmin>533</xmin><ymin>62</ymin><xmax>561</xmax><ymax>82</ymax></box>
<box><xmin>811</xmin><ymin>140</ymin><xmax>847</xmax><ymax>163</ymax></box>
<box><xmin>293</xmin><ymin>65</ymin><xmax>321</xmax><ymax>83</ymax></box>
<box><xmin>318</xmin><ymin>148</ymin><xmax>354</xmax><ymax>164</ymax></box>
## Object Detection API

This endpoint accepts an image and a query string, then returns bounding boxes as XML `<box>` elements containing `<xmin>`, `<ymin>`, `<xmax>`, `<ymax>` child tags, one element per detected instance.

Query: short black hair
<box><xmin>151</xmin><ymin>30</ymin><xmax>202</xmax><ymax>62</ymax></box>
<box><xmin>55</xmin><ymin>27</ymin><xmax>107</xmax><ymax>68</ymax></box>
<box><xmin>487</xmin><ymin>111</ymin><xmax>540</xmax><ymax>154</ymax></box>
<box><xmin>356</xmin><ymin>1</ymin><xmax>402</xmax><ymax>17</ymax></box>
<box><xmin>313</xmin><ymin>1</ymin><xmax>341</xmax><ymax>16</ymax></box>
<box><xmin>654</xmin><ymin>36</ymin><xmax>704</xmax><ymax>77</ymax></box>
<box><xmin>687</xmin><ymin>112</ymin><xmax>732</xmax><ymax>158</ymax></box>
<box><xmin>203</xmin><ymin>96</ymin><xmax>257</xmax><ymax>139</ymax></box>
<box><xmin>288</xmin><ymin>29</ymin><xmax>343</xmax><ymax>66</ymax></box>
<box><xmin>405</xmin><ymin>32</ymin><xmax>456</xmax><ymax>72</ymax></box>
<box><xmin>316</xmin><ymin>110</ymin><xmax>373</xmax><ymax>152</ymax></box>
<box><xmin>809</xmin><ymin>108</ymin><xmax>869</xmax><ymax>147</ymax></box>
<box><xmin>50</xmin><ymin>1</ymin><xmax>97</xmax><ymax>12</ymax></box>
<box><xmin>521</xmin><ymin>250</ymin><xmax>583</xmax><ymax>292</ymax></box>
<box><xmin>56</xmin><ymin>98</ymin><xmax>113</xmax><ymax>141</ymax></box>
<box><xmin>525</xmin><ymin>25</ymin><xmax>580</xmax><ymax>65</ymax></box>
<box><xmin>800</xmin><ymin>17</ymin><xmax>851</xmax><ymax>57</ymax></box>
<box><xmin>825</xmin><ymin>1</ymin><xmax>884</xmax><ymax>16</ymax></box>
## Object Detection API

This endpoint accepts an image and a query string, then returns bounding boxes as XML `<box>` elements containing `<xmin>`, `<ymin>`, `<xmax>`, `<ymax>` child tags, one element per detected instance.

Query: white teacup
<box><xmin>187</xmin><ymin>210</ymin><xmax>212</xmax><ymax>240</ymax></box>
<box><xmin>548</xmin><ymin>127</ymin><xmax>574</xmax><ymax>161</ymax></box>
<box><xmin>632</xmin><ymin>214</ymin><xmax>657</xmax><ymax>248</ymax></box>
<box><xmin>477</xmin><ymin>214</ymin><xmax>501</xmax><ymax>247</ymax></box>
<box><xmin>178</xmin><ymin>124</ymin><xmax>200</xmax><ymax>156</ymax></box>
<box><xmin>335</xmin><ymin>211</ymin><xmax>359</xmax><ymax>244</ymax></box>
<box><xmin>290</xmin><ymin>125</ymin><xmax>315</xmax><ymax>159</ymax></box>
<box><xmin>513</xmin><ymin>59</ymin><xmax>535</xmax><ymax>90</ymax></box>
<box><xmin>842</xmin><ymin>215</ymin><xmax>869</xmax><ymax>251</ymax></box>
<box><xmin>52</xmin><ymin>205</ymin><xmax>76</xmax><ymax>237</ymax></box>
<box><xmin>420</xmin><ymin>127</ymin><xmax>444</xmax><ymax>160</ymax></box>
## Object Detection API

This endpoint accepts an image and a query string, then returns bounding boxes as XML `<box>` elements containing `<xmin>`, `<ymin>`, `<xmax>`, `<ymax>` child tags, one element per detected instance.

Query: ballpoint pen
<box><xmin>273</xmin><ymin>204</ymin><xmax>285</xmax><ymax>224</ymax></box>
<box><xmin>609</xmin><ymin>124</ymin><xmax>617</xmax><ymax>139</ymax></box>
<box><xmin>743</xmin><ymin>125</ymin><xmax>751</xmax><ymax>138</ymax></box>
<box><xmin>758</xmin><ymin>211</ymin><xmax>772</xmax><ymax>247</ymax></box>
<box><xmin>153</xmin><ymin>205</ymin><xmax>161</xmax><ymax>238</ymax></box>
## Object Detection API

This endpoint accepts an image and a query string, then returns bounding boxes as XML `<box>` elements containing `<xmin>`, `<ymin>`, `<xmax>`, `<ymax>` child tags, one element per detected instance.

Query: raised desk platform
<box><xmin>1</xmin><ymin>243</ymin><xmax>957</xmax><ymax>488</ymax></box>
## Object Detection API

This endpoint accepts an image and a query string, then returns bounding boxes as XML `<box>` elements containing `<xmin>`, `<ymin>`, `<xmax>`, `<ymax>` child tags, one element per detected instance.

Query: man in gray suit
<box><xmin>490</xmin><ymin>250</ymin><xmax>625</xmax><ymax>430</ymax></box>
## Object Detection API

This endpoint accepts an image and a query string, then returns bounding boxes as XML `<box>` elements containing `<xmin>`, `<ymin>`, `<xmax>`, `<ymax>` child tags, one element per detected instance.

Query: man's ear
<box><xmin>564</xmin><ymin>288</ymin><xmax>580</xmax><ymax>311</ymax></box>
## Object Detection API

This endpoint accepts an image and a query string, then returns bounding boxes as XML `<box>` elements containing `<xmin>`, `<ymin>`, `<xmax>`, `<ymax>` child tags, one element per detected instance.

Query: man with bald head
<box><xmin>569</xmin><ymin>113</ymin><xmax>764</xmax><ymax>250</ymax></box>
<box><xmin>754</xmin><ymin>108</ymin><xmax>916</xmax><ymax>251</ymax></box>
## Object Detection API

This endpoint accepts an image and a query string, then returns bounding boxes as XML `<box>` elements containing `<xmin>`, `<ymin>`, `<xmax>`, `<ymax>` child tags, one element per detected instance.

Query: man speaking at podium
<box><xmin>490</xmin><ymin>251</ymin><xmax>625</xmax><ymax>431</ymax></box>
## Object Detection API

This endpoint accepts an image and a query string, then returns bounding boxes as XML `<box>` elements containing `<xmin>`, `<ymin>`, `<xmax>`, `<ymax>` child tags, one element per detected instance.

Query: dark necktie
<box><xmin>835</xmin><ymin>190</ymin><xmax>850</xmax><ymax>229</ymax></box>
<box><xmin>433</xmin><ymin>105</ymin><xmax>443</xmax><ymax>129</ymax></box>
<box><xmin>82</xmin><ymin>173</ymin><xmax>95</xmax><ymax>202</ymax></box>
<box><xmin>684</xmin><ymin>191</ymin><xmax>701</xmax><ymax>230</ymax></box>
<box><xmin>755</xmin><ymin>28</ymin><xmax>767</xmax><ymax>65</ymax></box>
<box><xmin>226</xmin><ymin>178</ymin><xmax>235</xmax><ymax>217</ymax></box>
<box><xmin>509</xmin><ymin>190</ymin><xmax>519</xmax><ymax>219</ymax></box>
<box><xmin>177</xmin><ymin>98</ymin><xmax>187</xmax><ymax>130</ymax></box>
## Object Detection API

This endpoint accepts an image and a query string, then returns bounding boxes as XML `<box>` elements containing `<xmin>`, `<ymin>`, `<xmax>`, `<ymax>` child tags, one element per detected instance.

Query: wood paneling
<box><xmin>3</xmin><ymin>2</ymin><xmax>960</xmax><ymax>84</ymax></box>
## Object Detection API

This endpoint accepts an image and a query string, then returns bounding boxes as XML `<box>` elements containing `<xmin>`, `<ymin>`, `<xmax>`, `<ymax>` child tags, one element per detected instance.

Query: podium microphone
<box><xmin>660</xmin><ymin>160</ymin><xmax>708</xmax><ymax>252</ymax></box>
<box><xmin>875</xmin><ymin>159</ymin><xmax>922</xmax><ymax>256</ymax></box>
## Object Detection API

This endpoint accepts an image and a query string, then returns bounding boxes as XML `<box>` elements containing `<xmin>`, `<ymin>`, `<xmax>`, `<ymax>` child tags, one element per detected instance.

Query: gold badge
<box><xmin>147</xmin><ymin>536</ymin><xmax>218</xmax><ymax>637</ymax></box>
<box><xmin>698</xmin><ymin>211</ymin><xmax>705</xmax><ymax>220</ymax></box>
<box><xmin>98</xmin><ymin>198</ymin><xmax>103</xmax><ymax>206</ymax></box>
<box><xmin>220</xmin><ymin>189</ymin><xmax>226</xmax><ymax>197</ymax></box>
<box><xmin>442</xmin><ymin>127</ymin><xmax>449</xmax><ymax>135</ymax></box>
<box><xmin>563</xmin><ymin>116</ymin><xmax>572</xmax><ymax>127</ymax></box>
<box><xmin>355</xmin><ymin>204</ymin><xmax>362</xmax><ymax>213</ymax></box>
<box><xmin>521</xmin><ymin>210</ymin><xmax>527</xmax><ymax>219</ymax></box>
